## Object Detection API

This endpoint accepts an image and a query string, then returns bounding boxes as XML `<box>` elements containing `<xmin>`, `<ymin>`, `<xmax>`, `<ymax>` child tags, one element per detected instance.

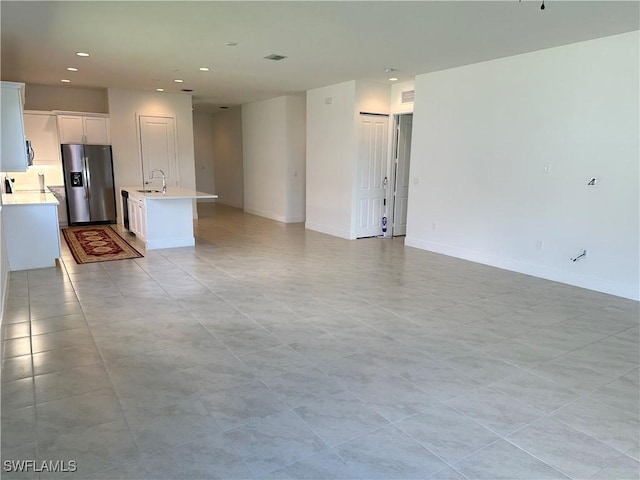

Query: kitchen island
<box><xmin>1</xmin><ymin>191</ymin><xmax>61</xmax><ymax>270</ymax></box>
<box><xmin>120</xmin><ymin>187</ymin><xmax>217</xmax><ymax>250</ymax></box>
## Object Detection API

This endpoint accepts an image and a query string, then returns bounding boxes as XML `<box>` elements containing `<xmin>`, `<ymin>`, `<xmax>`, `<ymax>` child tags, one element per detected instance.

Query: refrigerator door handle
<box><xmin>83</xmin><ymin>156</ymin><xmax>91</xmax><ymax>200</ymax></box>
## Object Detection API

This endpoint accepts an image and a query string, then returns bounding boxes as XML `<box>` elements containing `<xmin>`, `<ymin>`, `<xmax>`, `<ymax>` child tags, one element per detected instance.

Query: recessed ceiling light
<box><xmin>66</xmin><ymin>67</ymin><xmax>78</xmax><ymax>72</ymax></box>
<box><xmin>225</xmin><ymin>42</ymin><xmax>238</xmax><ymax>46</ymax></box>
<box><xmin>156</xmin><ymin>88</ymin><xmax>164</xmax><ymax>92</ymax></box>
<box><xmin>174</xmin><ymin>79</ymin><xmax>184</xmax><ymax>83</ymax></box>
<box><xmin>61</xmin><ymin>79</ymin><xmax>71</xmax><ymax>83</ymax></box>
<box><xmin>389</xmin><ymin>77</ymin><xmax>399</xmax><ymax>82</ymax></box>
<box><xmin>76</xmin><ymin>52</ymin><xmax>90</xmax><ymax>57</ymax></box>
<box><xmin>198</xmin><ymin>67</ymin><xmax>210</xmax><ymax>72</ymax></box>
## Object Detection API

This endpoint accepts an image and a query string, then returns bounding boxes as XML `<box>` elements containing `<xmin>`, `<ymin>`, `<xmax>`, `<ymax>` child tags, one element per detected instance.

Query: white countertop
<box><xmin>121</xmin><ymin>186</ymin><xmax>218</xmax><ymax>201</ymax></box>
<box><xmin>1</xmin><ymin>190</ymin><xmax>59</xmax><ymax>206</ymax></box>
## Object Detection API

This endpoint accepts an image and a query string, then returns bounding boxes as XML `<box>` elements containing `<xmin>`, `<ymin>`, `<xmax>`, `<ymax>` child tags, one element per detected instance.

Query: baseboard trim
<box><xmin>305</xmin><ymin>222</ymin><xmax>353</xmax><ymax>240</ymax></box>
<box><xmin>405</xmin><ymin>237</ymin><xmax>639</xmax><ymax>301</ymax></box>
<box><xmin>243</xmin><ymin>206</ymin><xmax>304</xmax><ymax>224</ymax></box>
<box><xmin>145</xmin><ymin>236</ymin><xmax>195</xmax><ymax>250</ymax></box>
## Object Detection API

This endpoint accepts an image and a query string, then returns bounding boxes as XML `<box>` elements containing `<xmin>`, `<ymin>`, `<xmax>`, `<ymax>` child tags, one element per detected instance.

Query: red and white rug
<box><xmin>62</xmin><ymin>225</ymin><xmax>143</xmax><ymax>264</ymax></box>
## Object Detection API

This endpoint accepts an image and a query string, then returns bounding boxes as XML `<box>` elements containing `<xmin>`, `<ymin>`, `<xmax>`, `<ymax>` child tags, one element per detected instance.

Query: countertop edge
<box><xmin>1</xmin><ymin>192</ymin><xmax>60</xmax><ymax>206</ymax></box>
<box><xmin>120</xmin><ymin>186</ymin><xmax>218</xmax><ymax>201</ymax></box>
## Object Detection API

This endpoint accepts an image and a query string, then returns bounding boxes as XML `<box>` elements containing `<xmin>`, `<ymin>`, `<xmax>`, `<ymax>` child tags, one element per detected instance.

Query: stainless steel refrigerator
<box><xmin>61</xmin><ymin>144</ymin><xmax>116</xmax><ymax>225</ymax></box>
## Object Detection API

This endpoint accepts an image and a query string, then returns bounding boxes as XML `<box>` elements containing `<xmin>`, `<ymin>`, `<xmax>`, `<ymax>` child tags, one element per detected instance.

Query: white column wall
<box><xmin>242</xmin><ymin>95</ymin><xmax>305</xmax><ymax>223</ymax></box>
<box><xmin>306</xmin><ymin>81</ymin><xmax>357</xmax><ymax>238</ymax></box>
<box><xmin>406</xmin><ymin>32</ymin><xmax>639</xmax><ymax>300</ymax></box>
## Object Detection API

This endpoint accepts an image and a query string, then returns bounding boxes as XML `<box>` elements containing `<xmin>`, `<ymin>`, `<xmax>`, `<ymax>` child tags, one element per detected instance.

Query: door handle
<box><xmin>83</xmin><ymin>157</ymin><xmax>91</xmax><ymax>200</ymax></box>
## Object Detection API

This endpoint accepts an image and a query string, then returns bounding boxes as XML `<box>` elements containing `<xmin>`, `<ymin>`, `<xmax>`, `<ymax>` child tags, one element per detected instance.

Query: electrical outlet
<box><xmin>544</xmin><ymin>164</ymin><xmax>551</xmax><ymax>173</ymax></box>
<box><xmin>536</xmin><ymin>240</ymin><xmax>544</xmax><ymax>251</ymax></box>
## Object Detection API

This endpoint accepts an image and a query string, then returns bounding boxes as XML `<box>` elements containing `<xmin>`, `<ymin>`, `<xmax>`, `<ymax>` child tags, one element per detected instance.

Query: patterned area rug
<box><xmin>62</xmin><ymin>225</ymin><xmax>143</xmax><ymax>264</ymax></box>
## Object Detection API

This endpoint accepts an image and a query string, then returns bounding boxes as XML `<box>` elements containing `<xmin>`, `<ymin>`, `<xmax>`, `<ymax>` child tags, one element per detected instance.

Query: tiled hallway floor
<box><xmin>1</xmin><ymin>204</ymin><xmax>639</xmax><ymax>479</ymax></box>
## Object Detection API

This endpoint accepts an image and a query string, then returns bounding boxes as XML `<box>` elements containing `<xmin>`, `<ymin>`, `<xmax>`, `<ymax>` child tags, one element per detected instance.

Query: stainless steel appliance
<box><xmin>61</xmin><ymin>144</ymin><xmax>116</xmax><ymax>225</ymax></box>
<box><xmin>121</xmin><ymin>189</ymin><xmax>130</xmax><ymax>230</ymax></box>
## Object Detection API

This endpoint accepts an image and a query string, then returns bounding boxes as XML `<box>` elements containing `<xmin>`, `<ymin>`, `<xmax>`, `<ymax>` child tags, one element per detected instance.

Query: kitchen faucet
<box><xmin>149</xmin><ymin>169</ymin><xmax>166</xmax><ymax>193</ymax></box>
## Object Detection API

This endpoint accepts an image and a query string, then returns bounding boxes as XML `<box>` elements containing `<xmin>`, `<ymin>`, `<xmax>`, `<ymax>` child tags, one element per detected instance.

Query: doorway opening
<box><xmin>388</xmin><ymin>113</ymin><xmax>413</xmax><ymax>237</ymax></box>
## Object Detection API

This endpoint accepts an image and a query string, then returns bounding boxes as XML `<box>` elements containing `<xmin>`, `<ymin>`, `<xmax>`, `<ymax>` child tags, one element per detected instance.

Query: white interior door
<box><xmin>355</xmin><ymin>114</ymin><xmax>388</xmax><ymax>238</ymax></box>
<box><xmin>393</xmin><ymin>114</ymin><xmax>413</xmax><ymax>236</ymax></box>
<box><xmin>138</xmin><ymin>115</ymin><xmax>178</xmax><ymax>187</ymax></box>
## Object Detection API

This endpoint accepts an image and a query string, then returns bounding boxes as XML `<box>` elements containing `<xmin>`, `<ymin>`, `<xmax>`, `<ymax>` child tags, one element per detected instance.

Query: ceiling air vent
<box><xmin>264</xmin><ymin>54</ymin><xmax>287</xmax><ymax>61</ymax></box>
<box><xmin>181</xmin><ymin>89</ymin><xmax>193</xmax><ymax>92</ymax></box>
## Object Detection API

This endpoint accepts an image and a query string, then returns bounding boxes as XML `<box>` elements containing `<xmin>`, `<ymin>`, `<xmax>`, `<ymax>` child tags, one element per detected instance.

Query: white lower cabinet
<box><xmin>128</xmin><ymin>196</ymin><xmax>146</xmax><ymax>242</ymax></box>
<box><xmin>2</xmin><ymin>199</ymin><xmax>61</xmax><ymax>270</ymax></box>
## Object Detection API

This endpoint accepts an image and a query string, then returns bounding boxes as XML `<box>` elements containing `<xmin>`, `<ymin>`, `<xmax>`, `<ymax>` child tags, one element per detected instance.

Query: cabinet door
<box><xmin>128</xmin><ymin>200</ymin><xmax>138</xmax><ymax>235</ymax></box>
<box><xmin>138</xmin><ymin>202</ymin><xmax>147</xmax><ymax>242</ymax></box>
<box><xmin>0</xmin><ymin>83</ymin><xmax>29</xmax><ymax>172</ymax></box>
<box><xmin>24</xmin><ymin>113</ymin><xmax>61</xmax><ymax>165</ymax></box>
<box><xmin>83</xmin><ymin>117</ymin><xmax>109</xmax><ymax>145</ymax></box>
<box><xmin>57</xmin><ymin>115</ymin><xmax>85</xmax><ymax>144</ymax></box>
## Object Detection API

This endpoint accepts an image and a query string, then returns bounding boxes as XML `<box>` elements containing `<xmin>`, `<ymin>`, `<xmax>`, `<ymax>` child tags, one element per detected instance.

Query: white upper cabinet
<box><xmin>56</xmin><ymin>114</ymin><xmax>110</xmax><ymax>145</ymax></box>
<box><xmin>1</xmin><ymin>82</ymin><xmax>29</xmax><ymax>172</ymax></box>
<box><xmin>23</xmin><ymin>111</ymin><xmax>61</xmax><ymax>165</ymax></box>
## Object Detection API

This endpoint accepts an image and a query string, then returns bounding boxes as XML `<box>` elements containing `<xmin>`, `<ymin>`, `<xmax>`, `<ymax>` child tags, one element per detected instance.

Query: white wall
<box><xmin>242</xmin><ymin>95</ymin><xmax>306</xmax><ymax>223</ymax></box>
<box><xmin>193</xmin><ymin>111</ymin><xmax>216</xmax><ymax>200</ymax></box>
<box><xmin>4</xmin><ymin>165</ymin><xmax>64</xmax><ymax>190</ymax></box>
<box><xmin>107</xmin><ymin>88</ymin><xmax>196</xmax><ymax>222</ymax></box>
<box><xmin>211</xmin><ymin>107</ymin><xmax>244</xmax><ymax>208</ymax></box>
<box><xmin>355</xmin><ymin>81</ymin><xmax>391</xmax><ymax>116</ymax></box>
<box><xmin>406</xmin><ymin>31</ymin><xmax>639</xmax><ymax>300</ymax></box>
<box><xmin>306</xmin><ymin>81</ymin><xmax>357</xmax><ymax>238</ymax></box>
<box><xmin>25</xmin><ymin>84</ymin><xmax>108</xmax><ymax>113</ymax></box>
<box><xmin>306</xmin><ymin>80</ymin><xmax>391</xmax><ymax>239</ymax></box>
<box><xmin>391</xmin><ymin>80</ymin><xmax>415</xmax><ymax>114</ymax></box>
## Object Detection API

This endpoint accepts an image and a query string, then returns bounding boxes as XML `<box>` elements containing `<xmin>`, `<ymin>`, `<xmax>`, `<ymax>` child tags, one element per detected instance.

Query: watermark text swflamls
<box><xmin>4</xmin><ymin>460</ymin><xmax>77</xmax><ymax>473</ymax></box>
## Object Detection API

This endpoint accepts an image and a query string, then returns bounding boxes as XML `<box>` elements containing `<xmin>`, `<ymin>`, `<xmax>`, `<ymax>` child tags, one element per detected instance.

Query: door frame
<box><xmin>354</xmin><ymin>112</ymin><xmax>390</xmax><ymax>239</ymax></box>
<box><xmin>385</xmin><ymin>112</ymin><xmax>414</xmax><ymax>238</ymax></box>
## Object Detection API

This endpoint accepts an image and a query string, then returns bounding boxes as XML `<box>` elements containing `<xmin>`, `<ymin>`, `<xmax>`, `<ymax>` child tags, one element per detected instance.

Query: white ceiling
<box><xmin>2</xmin><ymin>1</ymin><xmax>638</xmax><ymax>112</ymax></box>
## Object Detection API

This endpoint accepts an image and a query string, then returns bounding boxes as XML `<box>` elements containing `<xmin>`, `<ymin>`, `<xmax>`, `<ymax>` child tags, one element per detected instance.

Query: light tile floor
<box><xmin>1</xmin><ymin>204</ymin><xmax>639</xmax><ymax>480</ymax></box>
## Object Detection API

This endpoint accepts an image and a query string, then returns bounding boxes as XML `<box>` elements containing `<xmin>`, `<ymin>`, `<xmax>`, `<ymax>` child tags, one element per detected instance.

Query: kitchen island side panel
<box><xmin>145</xmin><ymin>198</ymin><xmax>195</xmax><ymax>249</ymax></box>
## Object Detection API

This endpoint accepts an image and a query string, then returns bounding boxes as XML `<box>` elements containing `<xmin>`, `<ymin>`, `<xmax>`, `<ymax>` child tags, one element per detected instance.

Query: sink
<box><xmin>137</xmin><ymin>189</ymin><xmax>162</xmax><ymax>193</ymax></box>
